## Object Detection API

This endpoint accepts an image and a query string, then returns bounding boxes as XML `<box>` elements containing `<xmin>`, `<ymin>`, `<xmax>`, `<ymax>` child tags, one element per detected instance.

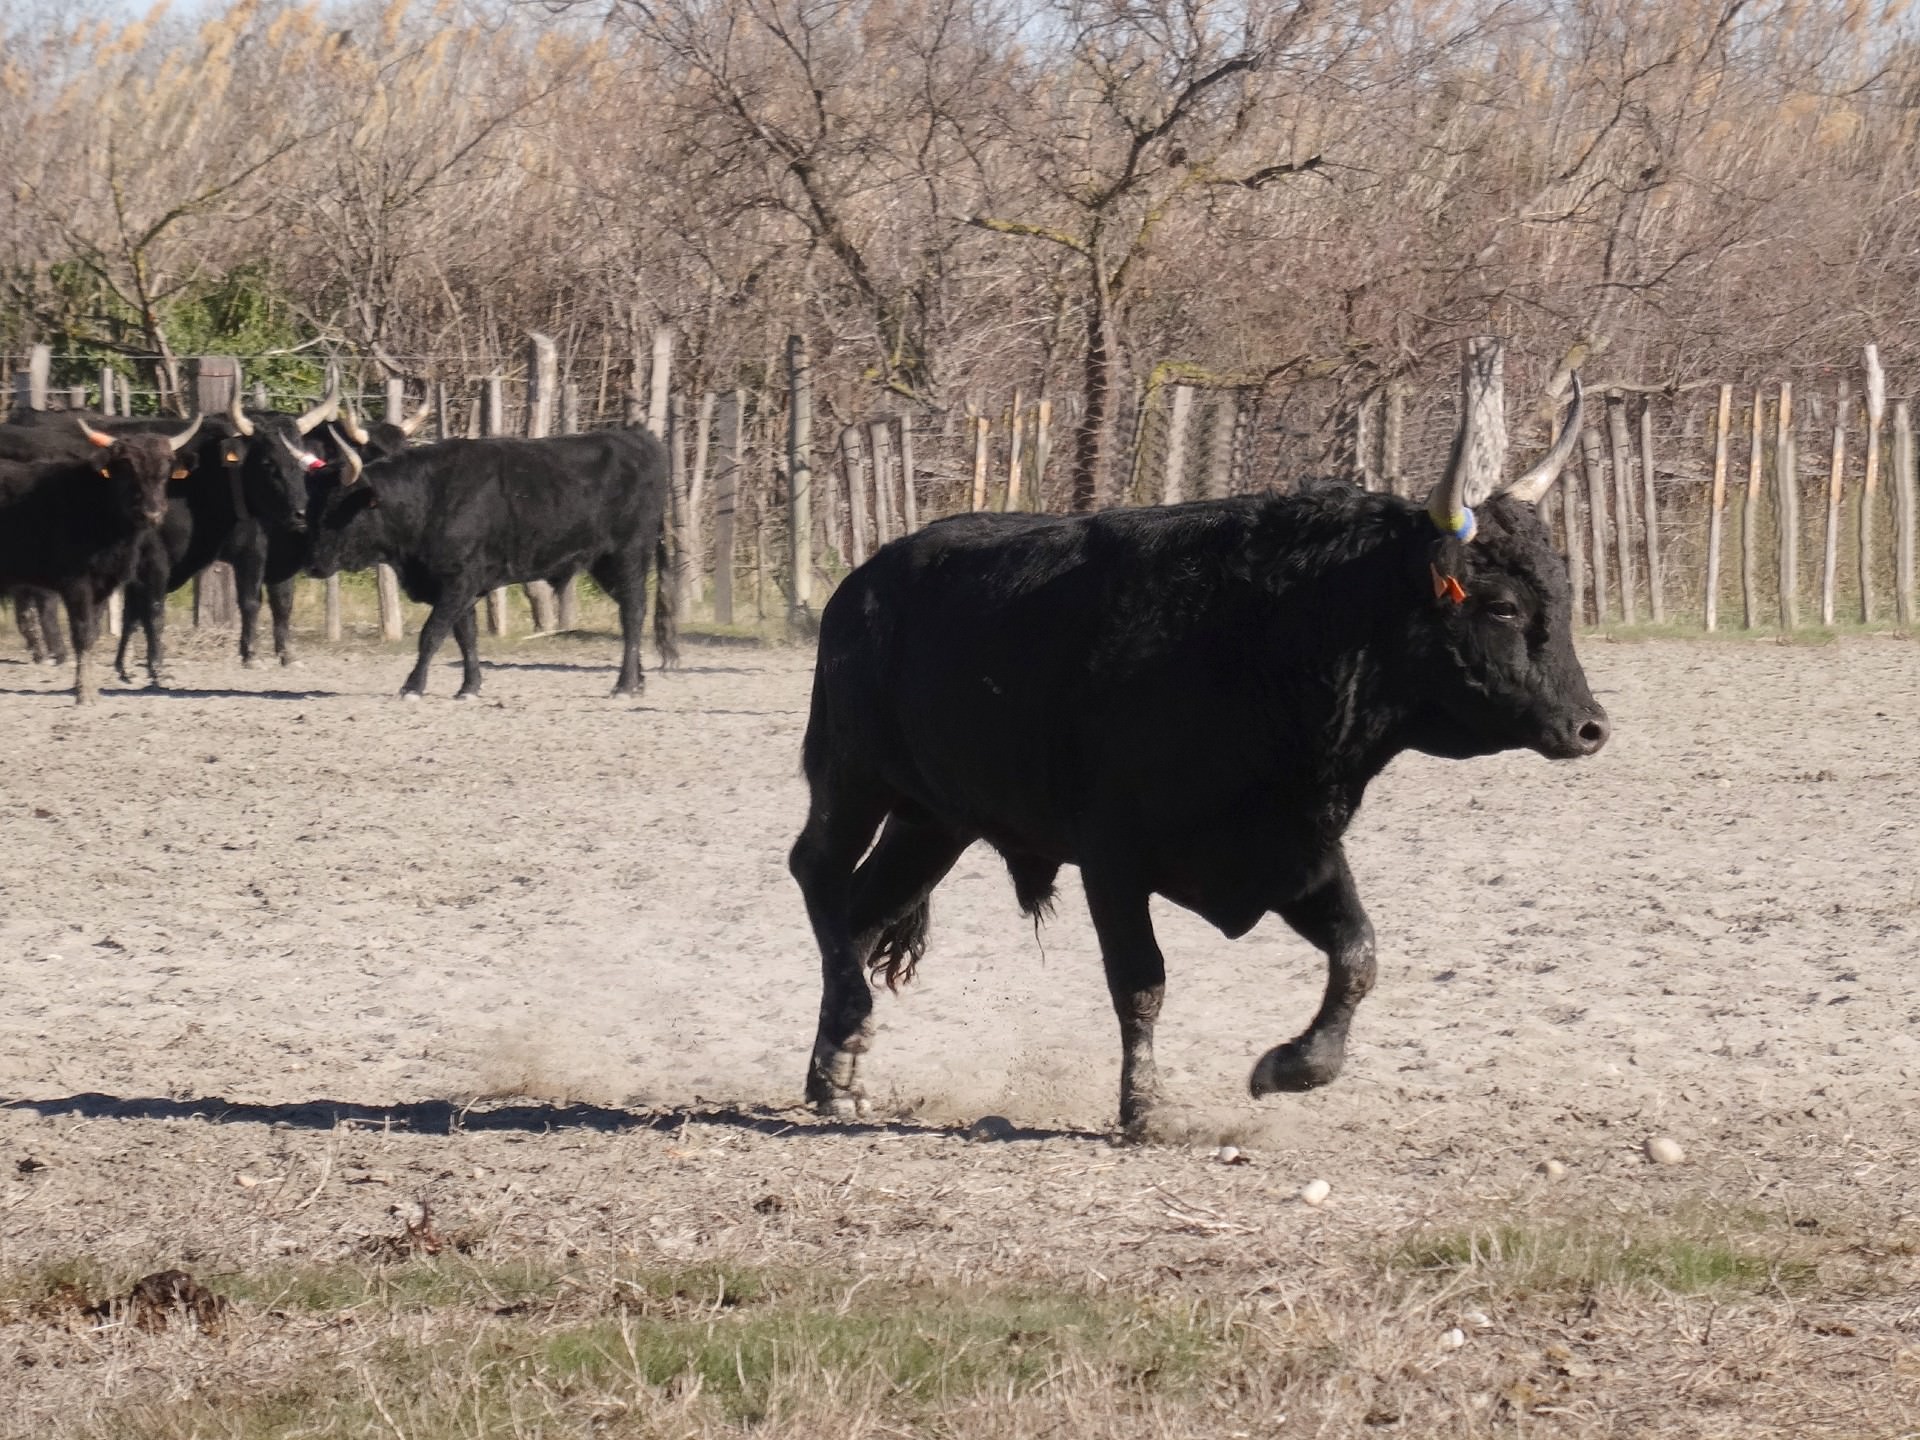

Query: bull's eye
<box><xmin>1485</xmin><ymin>599</ymin><xmax>1522</xmax><ymax>622</ymax></box>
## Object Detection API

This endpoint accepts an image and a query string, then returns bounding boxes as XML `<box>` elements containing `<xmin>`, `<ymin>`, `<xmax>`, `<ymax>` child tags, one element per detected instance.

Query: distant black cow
<box><xmin>110</xmin><ymin>387</ymin><xmax>342</xmax><ymax>684</ymax></box>
<box><xmin>0</xmin><ymin>418</ymin><xmax>201</xmax><ymax>702</ymax></box>
<box><xmin>790</xmin><ymin>344</ymin><xmax>1607</xmax><ymax>1133</ymax></box>
<box><xmin>307</xmin><ymin>425</ymin><xmax>676</xmax><ymax>697</ymax></box>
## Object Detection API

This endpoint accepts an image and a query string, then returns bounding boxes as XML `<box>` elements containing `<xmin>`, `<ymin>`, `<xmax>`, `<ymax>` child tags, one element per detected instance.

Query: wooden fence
<box><xmin>9</xmin><ymin>339</ymin><xmax>1918</xmax><ymax>637</ymax></box>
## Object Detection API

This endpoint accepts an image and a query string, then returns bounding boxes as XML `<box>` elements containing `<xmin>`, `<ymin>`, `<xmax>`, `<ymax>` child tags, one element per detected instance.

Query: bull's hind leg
<box><xmin>590</xmin><ymin>556</ymin><xmax>647</xmax><ymax>696</ymax></box>
<box><xmin>1083</xmin><ymin>870</ymin><xmax>1168</xmax><ymax>1138</ymax></box>
<box><xmin>848</xmin><ymin>814</ymin><xmax>971</xmax><ymax>985</ymax></box>
<box><xmin>1249</xmin><ymin>850</ymin><xmax>1376</xmax><ymax>1097</ymax></box>
<box><xmin>449</xmin><ymin>605</ymin><xmax>483</xmax><ymax>697</ymax></box>
<box><xmin>790</xmin><ymin>781</ymin><xmax>891</xmax><ymax>1116</ymax></box>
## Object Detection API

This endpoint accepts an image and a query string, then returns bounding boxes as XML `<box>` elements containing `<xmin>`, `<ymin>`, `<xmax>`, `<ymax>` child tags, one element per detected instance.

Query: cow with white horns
<box><xmin>789</xmin><ymin>338</ymin><xmax>1606</xmax><ymax>1134</ymax></box>
<box><xmin>0</xmin><ymin>417</ymin><xmax>201</xmax><ymax>702</ymax></box>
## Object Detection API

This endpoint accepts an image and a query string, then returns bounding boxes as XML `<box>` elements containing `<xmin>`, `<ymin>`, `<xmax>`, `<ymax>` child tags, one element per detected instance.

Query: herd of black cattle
<box><xmin>3</xmin><ymin>347</ymin><xmax>1620</xmax><ymax>1130</ymax></box>
<box><xmin>0</xmin><ymin>385</ymin><xmax>675</xmax><ymax>702</ymax></box>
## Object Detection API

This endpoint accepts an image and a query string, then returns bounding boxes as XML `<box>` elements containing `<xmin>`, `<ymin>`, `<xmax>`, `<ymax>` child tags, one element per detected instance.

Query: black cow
<box><xmin>307</xmin><ymin>425</ymin><xmax>676</xmax><ymax>697</ymax></box>
<box><xmin>789</xmin><ymin>347</ymin><xmax>1606</xmax><ymax>1133</ymax></box>
<box><xmin>0</xmin><ymin>418</ymin><xmax>201</xmax><ymax>702</ymax></box>
<box><xmin>112</xmin><ymin>386</ymin><xmax>340</xmax><ymax>684</ymax></box>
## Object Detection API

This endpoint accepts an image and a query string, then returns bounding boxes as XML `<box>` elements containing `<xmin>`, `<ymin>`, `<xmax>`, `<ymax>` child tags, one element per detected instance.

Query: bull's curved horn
<box><xmin>340</xmin><ymin>402</ymin><xmax>371</xmax><ymax>446</ymax></box>
<box><xmin>333</xmin><ymin>431</ymin><xmax>364</xmax><ymax>485</ymax></box>
<box><xmin>75</xmin><ymin>418</ymin><xmax>115</xmax><ymax>449</ymax></box>
<box><xmin>226</xmin><ymin>388</ymin><xmax>256</xmax><ymax>437</ymax></box>
<box><xmin>1499</xmin><ymin>372</ymin><xmax>1584</xmax><ymax>506</ymax></box>
<box><xmin>166</xmin><ymin>415</ymin><xmax>204</xmax><ymax>452</ymax></box>
<box><xmin>397</xmin><ymin>396</ymin><xmax>433</xmax><ymax>438</ymax></box>
<box><xmin>1424</xmin><ymin>337</ymin><xmax>1506</xmax><ymax>542</ymax></box>
<box><xmin>294</xmin><ymin>371</ymin><xmax>340</xmax><ymax>435</ymax></box>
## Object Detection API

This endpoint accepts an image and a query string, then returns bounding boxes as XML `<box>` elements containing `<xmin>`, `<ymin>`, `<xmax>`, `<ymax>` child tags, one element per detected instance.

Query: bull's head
<box><xmin>75</xmin><ymin>416</ymin><xmax>201</xmax><ymax>528</ymax></box>
<box><xmin>1407</xmin><ymin>338</ymin><xmax>1608</xmax><ymax>762</ymax></box>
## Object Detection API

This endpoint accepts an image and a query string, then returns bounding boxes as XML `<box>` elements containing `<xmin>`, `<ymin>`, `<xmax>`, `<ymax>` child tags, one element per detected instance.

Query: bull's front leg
<box><xmin>402</xmin><ymin>601</ymin><xmax>462</xmax><ymax>697</ymax></box>
<box><xmin>1083</xmin><ymin>869</ymin><xmax>1168</xmax><ymax>1139</ymax></box>
<box><xmin>62</xmin><ymin>586</ymin><xmax>100</xmax><ymax>705</ymax></box>
<box><xmin>1250</xmin><ymin>850</ymin><xmax>1377</xmax><ymax>1096</ymax></box>
<box><xmin>232</xmin><ymin>543</ymin><xmax>267</xmax><ymax>668</ymax></box>
<box><xmin>266</xmin><ymin>579</ymin><xmax>298</xmax><ymax>666</ymax></box>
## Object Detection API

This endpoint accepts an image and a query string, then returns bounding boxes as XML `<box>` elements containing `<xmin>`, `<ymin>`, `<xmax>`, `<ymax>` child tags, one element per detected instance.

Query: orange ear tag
<box><xmin>1430</xmin><ymin>565</ymin><xmax>1467</xmax><ymax>604</ymax></box>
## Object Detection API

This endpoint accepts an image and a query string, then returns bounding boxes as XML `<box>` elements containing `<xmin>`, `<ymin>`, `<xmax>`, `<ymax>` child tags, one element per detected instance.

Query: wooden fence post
<box><xmin>1742</xmin><ymin>390</ymin><xmax>1764</xmax><ymax>629</ymax></box>
<box><xmin>970</xmin><ymin>413</ymin><xmax>990</xmax><ymax>511</ymax></box>
<box><xmin>869</xmin><ymin>418</ymin><xmax>896</xmax><ymax>542</ymax></box>
<box><xmin>483</xmin><ymin>374</ymin><xmax>510</xmax><ymax>637</ymax></box>
<box><xmin>1605</xmin><ymin>389</ymin><xmax>1638</xmax><ymax>624</ymax></box>
<box><xmin>555</xmin><ymin>381</ymin><xmax>581</xmax><ymax>630</ymax></box>
<box><xmin>1006</xmin><ymin>389</ymin><xmax>1026</xmax><ymax>511</ymax></box>
<box><xmin>898</xmin><ymin>412</ymin><xmax>919</xmax><ymax>532</ymax></box>
<box><xmin>1559</xmin><ymin>437</ymin><xmax>1586</xmax><ymax>624</ymax></box>
<box><xmin>668</xmin><ymin>392</ymin><xmax>691</xmax><ymax>614</ymax></box>
<box><xmin>840</xmin><ymin>424</ymin><xmax>870</xmax><ymax>567</ymax></box>
<box><xmin>98</xmin><ymin>365</ymin><xmax>117</xmax><ymax>417</ymax></box>
<box><xmin>521</xmin><ymin>333</ymin><xmax>561</xmax><ymax>633</ymax></box>
<box><xmin>1581</xmin><ymin>426</ymin><xmax>1611</xmax><ymax>623</ymax></box>
<box><xmin>1704</xmin><ymin>385</ymin><xmax>1732</xmax><ymax>631</ymax></box>
<box><xmin>713</xmin><ymin>390</ymin><xmax>743</xmax><ymax>625</ymax></box>
<box><xmin>1776</xmin><ymin>382</ymin><xmax>1798</xmax><ymax>632</ymax></box>
<box><xmin>1895</xmin><ymin>399</ymin><xmax>1916</xmax><ymax>625</ymax></box>
<box><xmin>1163</xmin><ymin>383</ymin><xmax>1193</xmax><ymax>504</ymax></box>
<box><xmin>647</xmin><ymin>329</ymin><xmax>672</xmax><ymax>437</ymax></box>
<box><xmin>1821</xmin><ymin>383</ymin><xmax>1847</xmax><ymax>627</ymax></box>
<box><xmin>23</xmin><ymin>344</ymin><xmax>50</xmax><ymax>410</ymax></box>
<box><xmin>1030</xmin><ymin>399</ymin><xmax>1051</xmax><ymax>510</ymax></box>
<box><xmin>786</xmin><ymin>336</ymin><xmax>814</xmax><ymax>624</ymax></box>
<box><xmin>684</xmin><ymin>390</ymin><xmax>714</xmax><ymax>613</ymax></box>
<box><xmin>191</xmin><ymin>357</ymin><xmax>241</xmax><ymax>633</ymax></box>
<box><xmin>1861</xmin><ymin>346</ymin><xmax>1886</xmax><ymax>622</ymax></box>
<box><xmin>1639</xmin><ymin>401</ymin><xmax>1664</xmax><ymax>623</ymax></box>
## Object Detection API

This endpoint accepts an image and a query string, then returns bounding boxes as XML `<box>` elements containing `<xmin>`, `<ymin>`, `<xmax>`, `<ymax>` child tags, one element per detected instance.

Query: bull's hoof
<box><xmin>241</xmin><ymin>656</ymin><xmax>258</xmax><ymax>669</ymax></box>
<box><xmin>400</xmin><ymin>690</ymin><xmax>423</xmax><ymax>703</ymax></box>
<box><xmin>1249</xmin><ymin>1035</ymin><xmax>1347</xmax><ymax>1097</ymax></box>
<box><xmin>279</xmin><ymin>654</ymin><xmax>299</xmax><ymax>668</ymax></box>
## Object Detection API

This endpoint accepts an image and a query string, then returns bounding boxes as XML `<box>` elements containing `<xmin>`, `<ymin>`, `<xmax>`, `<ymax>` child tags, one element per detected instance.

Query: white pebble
<box><xmin>1464</xmin><ymin>1310</ymin><xmax>1492</xmax><ymax>1330</ymax></box>
<box><xmin>1214</xmin><ymin>1145</ymin><xmax>1248</xmax><ymax>1166</ymax></box>
<box><xmin>1299</xmin><ymin>1178</ymin><xmax>1331</xmax><ymax>1207</ymax></box>
<box><xmin>1440</xmin><ymin>1327</ymin><xmax>1466</xmax><ymax>1349</ymax></box>
<box><xmin>1538</xmin><ymin>1158</ymin><xmax>1567</xmax><ymax>1179</ymax></box>
<box><xmin>1645</xmin><ymin>1136</ymin><xmax>1686</xmax><ymax>1166</ymax></box>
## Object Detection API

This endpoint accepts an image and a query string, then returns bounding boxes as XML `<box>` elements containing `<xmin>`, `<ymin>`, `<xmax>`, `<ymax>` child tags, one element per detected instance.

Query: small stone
<box><xmin>1440</xmin><ymin>1327</ymin><xmax>1466</xmax><ymax>1349</ymax></box>
<box><xmin>965</xmin><ymin>1115</ymin><xmax>1016</xmax><ymax>1142</ymax></box>
<box><xmin>1214</xmin><ymin>1145</ymin><xmax>1249</xmax><ymax>1166</ymax></box>
<box><xmin>1645</xmin><ymin>1136</ymin><xmax>1686</xmax><ymax>1166</ymax></box>
<box><xmin>1463</xmin><ymin>1310</ymin><xmax>1493</xmax><ymax>1330</ymax></box>
<box><xmin>234</xmin><ymin>1173</ymin><xmax>259</xmax><ymax>1189</ymax></box>
<box><xmin>1538</xmin><ymin>1158</ymin><xmax>1567</xmax><ymax>1179</ymax></box>
<box><xmin>1299</xmin><ymin>1178</ymin><xmax>1331</xmax><ymax>1207</ymax></box>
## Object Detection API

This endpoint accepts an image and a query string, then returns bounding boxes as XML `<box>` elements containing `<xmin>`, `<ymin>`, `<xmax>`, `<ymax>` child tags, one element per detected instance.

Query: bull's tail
<box><xmin>866</xmin><ymin>899</ymin><xmax>931</xmax><ymax>993</ymax></box>
<box><xmin>654</xmin><ymin>535</ymin><xmax>680</xmax><ymax>669</ymax></box>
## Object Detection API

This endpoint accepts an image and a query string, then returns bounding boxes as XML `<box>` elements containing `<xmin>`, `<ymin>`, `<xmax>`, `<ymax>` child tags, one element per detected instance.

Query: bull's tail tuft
<box><xmin>866</xmin><ymin>899</ymin><xmax>930</xmax><ymax>992</ymax></box>
<box><xmin>654</xmin><ymin>535</ymin><xmax>680</xmax><ymax>669</ymax></box>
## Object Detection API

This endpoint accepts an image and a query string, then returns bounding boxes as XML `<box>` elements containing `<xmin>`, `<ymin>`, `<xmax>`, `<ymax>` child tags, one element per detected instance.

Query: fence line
<box><xmin>9</xmin><ymin>340</ymin><xmax>1920</xmax><ymax>636</ymax></box>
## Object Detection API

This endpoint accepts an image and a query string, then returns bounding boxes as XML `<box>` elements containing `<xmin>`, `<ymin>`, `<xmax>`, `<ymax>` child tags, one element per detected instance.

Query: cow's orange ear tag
<box><xmin>1430</xmin><ymin>565</ymin><xmax>1466</xmax><ymax>604</ymax></box>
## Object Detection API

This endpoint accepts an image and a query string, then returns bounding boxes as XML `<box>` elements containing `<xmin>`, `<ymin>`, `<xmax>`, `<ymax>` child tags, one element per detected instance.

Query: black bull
<box><xmin>790</xmin><ymin>485</ymin><xmax>1609</xmax><ymax>1133</ymax></box>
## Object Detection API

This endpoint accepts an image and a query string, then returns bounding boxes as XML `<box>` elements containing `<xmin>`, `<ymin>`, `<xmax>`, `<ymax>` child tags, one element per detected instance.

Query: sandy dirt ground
<box><xmin>1</xmin><ymin>626</ymin><xmax>1917</xmax><ymax>1434</ymax></box>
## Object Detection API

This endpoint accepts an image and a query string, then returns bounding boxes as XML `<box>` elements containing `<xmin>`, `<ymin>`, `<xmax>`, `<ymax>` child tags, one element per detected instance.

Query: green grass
<box><xmin>1391</xmin><ymin>1213</ymin><xmax>1817</xmax><ymax>1298</ymax></box>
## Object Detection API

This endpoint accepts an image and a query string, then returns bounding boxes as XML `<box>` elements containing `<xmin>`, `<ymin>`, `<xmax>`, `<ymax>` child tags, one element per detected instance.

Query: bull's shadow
<box><xmin>1</xmin><ymin>1092</ymin><xmax>1102</xmax><ymax>1145</ymax></box>
<box><xmin>0</xmin><ymin>684</ymin><xmax>338</xmax><ymax>700</ymax></box>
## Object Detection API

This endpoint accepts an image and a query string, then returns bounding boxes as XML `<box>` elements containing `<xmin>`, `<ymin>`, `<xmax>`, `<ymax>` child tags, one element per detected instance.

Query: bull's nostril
<box><xmin>1577</xmin><ymin>716</ymin><xmax>1609</xmax><ymax>752</ymax></box>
